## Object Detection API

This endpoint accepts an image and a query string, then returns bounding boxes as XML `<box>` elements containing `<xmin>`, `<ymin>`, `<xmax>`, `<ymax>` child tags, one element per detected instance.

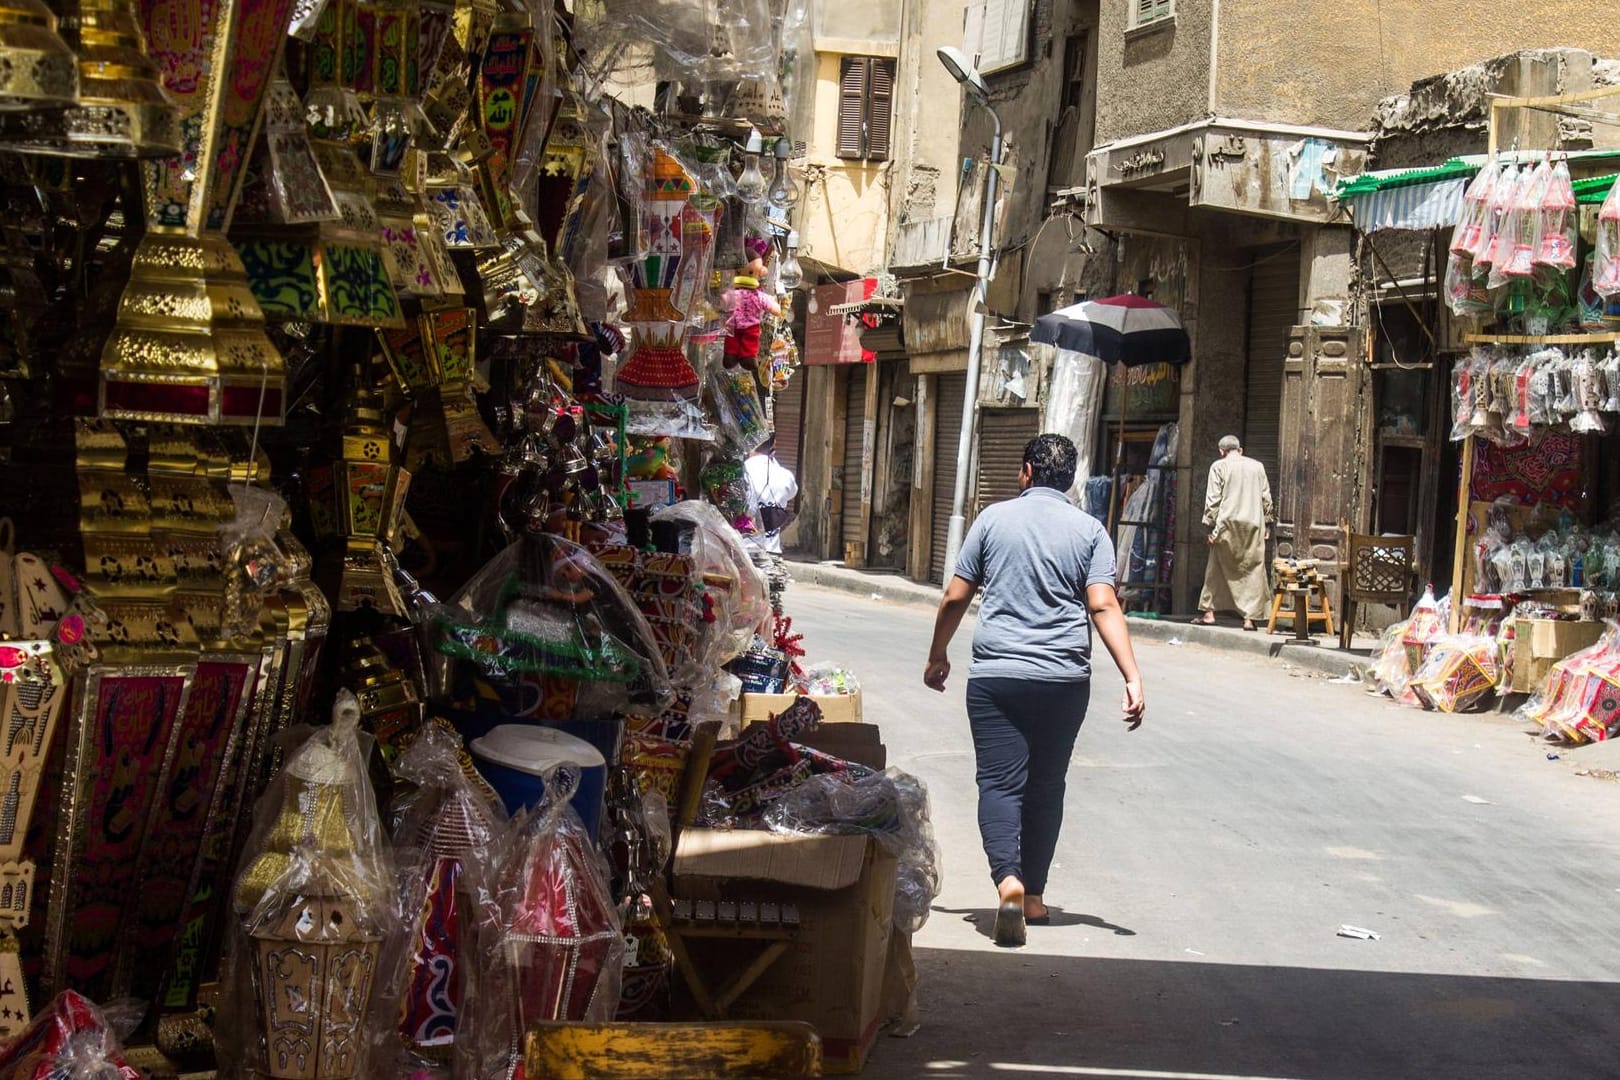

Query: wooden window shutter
<box><xmin>865</xmin><ymin>58</ymin><xmax>895</xmax><ymax>161</ymax></box>
<box><xmin>836</xmin><ymin>57</ymin><xmax>868</xmax><ymax>160</ymax></box>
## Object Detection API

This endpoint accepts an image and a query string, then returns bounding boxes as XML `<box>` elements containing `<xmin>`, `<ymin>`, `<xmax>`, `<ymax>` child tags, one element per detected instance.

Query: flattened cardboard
<box><xmin>674</xmin><ymin>830</ymin><xmax>869</xmax><ymax>892</ymax></box>
<box><xmin>743</xmin><ymin>720</ymin><xmax>886</xmax><ymax>771</ymax></box>
<box><xmin>737</xmin><ymin>691</ymin><xmax>863</xmax><ymax>727</ymax></box>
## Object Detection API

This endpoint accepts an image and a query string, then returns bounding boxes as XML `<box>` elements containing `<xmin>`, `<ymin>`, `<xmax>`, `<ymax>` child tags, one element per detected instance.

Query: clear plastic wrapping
<box><xmin>0</xmin><ymin>991</ymin><xmax>141</xmax><ymax>1080</ymax></box>
<box><xmin>573</xmin><ymin>0</ymin><xmax>780</xmax><ymax>87</ymax></box>
<box><xmin>650</xmin><ymin>499</ymin><xmax>773</xmax><ymax>666</ymax></box>
<box><xmin>1595</xmin><ymin>173</ymin><xmax>1620</xmax><ymax>298</ymax></box>
<box><xmin>374</xmin><ymin>724</ymin><xmax>507</xmax><ymax>1074</ymax></box>
<box><xmin>1408</xmin><ymin>634</ymin><xmax>1503</xmax><ymax>713</ymax></box>
<box><xmin>219</xmin><ymin>483</ymin><xmax>297</xmax><ymax>641</ymax></box>
<box><xmin>427</xmin><ymin>532</ymin><xmax>672</xmax><ymax>711</ymax></box>
<box><xmin>1519</xmin><ymin>621</ymin><xmax>1620</xmax><ymax>743</ymax></box>
<box><xmin>460</xmin><ymin>773</ymin><xmax>625</xmax><ymax>1080</ymax></box>
<box><xmin>764</xmin><ymin>768</ymin><xmax>942</xmax><ymax>933</ymax></box>
<box><xmin>221</xmin><ymin>691</ymin><xmax>398</xmax><ymax>1080</ymax></box>
<box><xmin>799</xmin><ymin>662</ymin><xmax>859</xmax><ymax>696</ymax></box>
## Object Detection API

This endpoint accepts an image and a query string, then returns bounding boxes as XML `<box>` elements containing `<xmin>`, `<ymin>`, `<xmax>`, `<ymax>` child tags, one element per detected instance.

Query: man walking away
<box><xmin>923</xmin><ymin>433</ymin><xmax>1146</xmax><ymax>948</ymax></box>
<box><xmin>743</xmin><ymin>437</ymin><xmax>798</xmax><ymax>555</ymax></box>
<box><xmin>1197</xmin><ymin>435</ymin><xmax>1273</xmax><ymax>631</ymax></box>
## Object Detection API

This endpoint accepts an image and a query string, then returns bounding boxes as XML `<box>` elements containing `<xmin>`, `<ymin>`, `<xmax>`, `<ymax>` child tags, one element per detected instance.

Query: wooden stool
<box><xmin>1267</xmin><ymin>559</ymin><xmax>1335</xmax><ymax>641</ymax></box>
<box><xmin>526</xmin><ymin>1021</ymin><xmax>822</xmax><ymax>1079</ymax></box>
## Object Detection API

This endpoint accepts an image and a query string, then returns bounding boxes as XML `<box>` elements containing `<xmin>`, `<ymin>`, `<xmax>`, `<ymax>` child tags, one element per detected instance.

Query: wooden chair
<box><xmin>1338</xmin><ymin>531</ymin><xmax>1416</xmax><ymax>649</ymax></box>
<box><xmin>526</xmin><ymin>1021</ymin><xmax>822</xmax><ymax>1079</ymax></box>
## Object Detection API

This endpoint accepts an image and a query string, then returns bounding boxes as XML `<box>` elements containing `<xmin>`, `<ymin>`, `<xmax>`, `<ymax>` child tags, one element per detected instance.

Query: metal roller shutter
<box><xmin>771</xmin><ymin>374</ymin><xmax>803</xmax><ymax>475</ymax></box>
<box><xmin>930</xmin><ymin>372</ymin><xmax>968</xmax><ymax>583</ymax></box>
<box><xmin>974</xmin><ymin>408</ymin><xmax>1040</xmax><ymax>511</ymax></box>
<box><xmin>841</xmin><ymin>365</ymin><xmax>869</xmax><ymax>551</ymax></box>
<box><xmin>1243</xmin><ymin>247</ymin><xmax>1300</xmax><ymax>485</ymax></box>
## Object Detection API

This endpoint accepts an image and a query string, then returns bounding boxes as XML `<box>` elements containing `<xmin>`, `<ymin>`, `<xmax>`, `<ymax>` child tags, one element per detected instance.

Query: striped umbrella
<box><xmin>1030</xmin><ymin>294</ymin><xmax>1190</xmax><ymax>367</ymax></box>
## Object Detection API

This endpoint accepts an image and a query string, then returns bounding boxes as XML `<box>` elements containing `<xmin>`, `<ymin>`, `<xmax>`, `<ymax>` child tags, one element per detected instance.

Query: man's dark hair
<box><xmin>1023</xmin><ymin>433</ymin><xmax>1078</xmax><ymax>491</ymax></box>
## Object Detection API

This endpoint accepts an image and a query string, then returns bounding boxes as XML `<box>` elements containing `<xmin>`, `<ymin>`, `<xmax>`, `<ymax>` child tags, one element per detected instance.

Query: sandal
<box><xmin>993</xmin><ymin>900</ymin><xmax>1027</xmax><ymax>947</ymax></box>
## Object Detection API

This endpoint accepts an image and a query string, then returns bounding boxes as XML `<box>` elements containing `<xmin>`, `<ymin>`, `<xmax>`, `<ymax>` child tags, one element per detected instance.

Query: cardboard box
<box><xmin>674</xmin><ymin>829</ymin><xmax>897</xmax><ymax>1073</ymax></box>
<box><xmin>742</xmin><ymin>720</ymin><xmax>887</xmax><ymax>770</ymax></box>
<box><xmin>737</xmin><ymin>690</ymin><xmax>863</xmax><ymax>726</ymax></box>
<box><xmin>1512</xmin><ymin>618</ymin><xmax>1606</xmax><ymax>694</ymax></box>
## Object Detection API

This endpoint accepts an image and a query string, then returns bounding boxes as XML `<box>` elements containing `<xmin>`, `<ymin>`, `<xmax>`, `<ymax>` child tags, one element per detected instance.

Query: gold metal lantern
<box><xmin>306</xmin><ymin>380</ymin><xmax>412</xmax><ymax>616</ymax></box>
<box><xmin>96</xmin><ymin>0</ymin><xmax>299</xmax><ymax>424</ymax></box>
<box><xmin>0</xmin><ymin>0</ymin><xmax>178</xmax><ymax>157</ymax></box>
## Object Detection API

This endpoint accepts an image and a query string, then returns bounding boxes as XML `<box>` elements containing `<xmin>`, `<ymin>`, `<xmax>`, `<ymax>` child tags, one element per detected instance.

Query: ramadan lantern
<box><xmin>615</xmin><ymin>146</ymin><xmax>700</xmax><ymax>399</ymax></box>
<box><xmin>305</xmin><ymin>373</ymin><xmax>412</xmax><ymax>616</ymax></box>
<box><xmin>235</xmin><ymin>691</ymin><xmax>391</xmax><ymax>1080</ymax></box>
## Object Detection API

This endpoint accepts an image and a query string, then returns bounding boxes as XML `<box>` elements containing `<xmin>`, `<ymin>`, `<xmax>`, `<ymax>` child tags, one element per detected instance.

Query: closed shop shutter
<box><xmin>974</xmin><ymin>408</ymin><xmax>1040</xmax><ymax>512</ymax></box>
<box><xmin>930</xmin><ymin>372</ymin><xmax>968</xmax><ymax>583</ymax></box>
<box><xmin>772</xmin><ymin>374</ymin><xmax>804</xmax><ymax>475</ymax></box>
<box><xmin>841</xmin><ymin>365</ymin><xmax>869</xmax><ymax>551</ymax></box>
<box><xmin>1243</xmin><ymin>247</ymin><xmax>1300</xmax><ymax>485</ymax></box>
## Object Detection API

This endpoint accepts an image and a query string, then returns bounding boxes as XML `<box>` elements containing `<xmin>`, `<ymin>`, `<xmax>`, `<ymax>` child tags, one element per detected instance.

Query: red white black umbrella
<box><xmin>1030</xmin><ymin>294</ymin><xmax>1190</xmax><ymax>367</ymax></box>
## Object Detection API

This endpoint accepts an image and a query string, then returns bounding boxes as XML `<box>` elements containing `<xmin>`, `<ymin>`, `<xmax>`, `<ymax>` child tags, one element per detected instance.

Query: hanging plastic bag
<box><xmin>1534</xmin><ymin>158</ymin><xmax>1578</xmax><ymax>269</ymax></box>
<box><xmin>1453</xmin><ymin>158</ymin><xmax>1500</xmax><ymax>259</ymax></box>
<box><xmin>1594</xmin><ymin>177</ymin><xmax>1620</xmax><ymax>298</ymax></box>
<box><xmin>220</xmin><ymin>691</ymin><xmax>399</xmax><ymax>1080</ymax></box>
<box><xmin>764</xmin><ymin>769</ymin><xmax>943</xmax><ymax>934</ymax></box>
<box><xmin>1475</xmin><ymin>164</ymin><xmax>1521</xmax><ymax>273</ymax></box>
<box><xmin>1570</xmin><ymin>348</ymin><xmax>1609</xmax><ymax>434</ymax></box>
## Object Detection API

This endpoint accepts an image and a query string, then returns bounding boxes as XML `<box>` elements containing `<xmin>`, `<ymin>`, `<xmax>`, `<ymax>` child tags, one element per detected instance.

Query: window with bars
<box><xmin>836</xmin><ymin>56</ymin><xmax>896</xmax><ymax>162</ymax></box>
<box><xmin>1128</xmin><ymin>0</ymin><xmax>1174</xmax><ymax>29</ymax></box>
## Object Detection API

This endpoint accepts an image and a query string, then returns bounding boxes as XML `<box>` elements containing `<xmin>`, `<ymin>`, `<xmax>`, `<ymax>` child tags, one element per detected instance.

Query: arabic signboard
<box><xmin>804</xmin><ymin>279</ymin><xmax>876</xmax><ymax>365</ymax></box>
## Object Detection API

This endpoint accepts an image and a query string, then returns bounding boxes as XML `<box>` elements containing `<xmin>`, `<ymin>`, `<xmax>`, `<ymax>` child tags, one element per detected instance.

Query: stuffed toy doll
<box><xmin>722</xmin><ymin>237</ymin><xmax>783</xmax><ymax>369</ymax></box>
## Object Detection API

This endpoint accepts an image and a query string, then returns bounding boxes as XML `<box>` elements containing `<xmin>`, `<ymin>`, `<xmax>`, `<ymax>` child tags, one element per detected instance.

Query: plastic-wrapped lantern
<box><xmin>1534</xmin><ymin>159</ymin><xmax>1577</xmax><ymax>269</ymax></box>
<box><xmin>1594</xmin><ymin>179</ymin><xmax>1620</xmax><ymax>297</ymax></box>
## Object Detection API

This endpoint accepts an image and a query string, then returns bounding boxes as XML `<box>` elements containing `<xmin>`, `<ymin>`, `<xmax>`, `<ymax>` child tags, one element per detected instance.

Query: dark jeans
<box><xmin>966</xmin><ymin>677</ymin><xmax>1091</xmax><ymax>896</ymax></box>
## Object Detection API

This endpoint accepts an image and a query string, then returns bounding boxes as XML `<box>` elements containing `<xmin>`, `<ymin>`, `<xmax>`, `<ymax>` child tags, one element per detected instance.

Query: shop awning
<box><xmin>1336</xmin><ymin>156</ymin><xmax>1620</xmax><ymax>232</ymax></box>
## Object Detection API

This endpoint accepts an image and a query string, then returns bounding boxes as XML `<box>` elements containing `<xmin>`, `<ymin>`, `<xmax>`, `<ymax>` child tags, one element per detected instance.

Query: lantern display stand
<box><xmin>0</xmin><ymin>0</ymin><xmax>931</xmax><ymax>1070</ymax></box>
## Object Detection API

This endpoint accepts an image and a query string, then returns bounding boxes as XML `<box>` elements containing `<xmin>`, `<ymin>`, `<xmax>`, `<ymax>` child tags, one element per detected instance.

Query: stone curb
<box><xmin>785</xmin><ymin>557</ymin><xmax>1369</xmax><ymax>681</ymax></box>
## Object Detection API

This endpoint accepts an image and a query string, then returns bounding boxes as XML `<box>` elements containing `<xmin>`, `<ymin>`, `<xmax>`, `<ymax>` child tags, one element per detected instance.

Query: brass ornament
<box><xmin>0</xmin><ymin>0</ymin><xmax>178</xmax><ymax>157</ymax></box>
<box><xmin>0</xmin><ymin>0</ymin><xmax>78</xmax><ymax>112</ymax></box>
<box><xmin>99</xmin><ymin>230</ymin><xmax>286</xmax><ymax>426</ymax></box>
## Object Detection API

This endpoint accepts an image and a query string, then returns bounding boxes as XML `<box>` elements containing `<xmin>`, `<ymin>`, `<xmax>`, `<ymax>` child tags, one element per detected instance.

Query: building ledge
<box><xmin>1124</xmin><ymin>15</ymin><xmax>1175</xmax><ymax>42</ymax></box>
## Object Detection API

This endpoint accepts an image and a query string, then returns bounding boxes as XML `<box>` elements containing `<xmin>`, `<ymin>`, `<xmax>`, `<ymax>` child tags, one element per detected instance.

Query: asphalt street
<box><xmin>783</xmin><ymin>582</ymin><xmax>1620</xmax><ymax>1080</ymax></box>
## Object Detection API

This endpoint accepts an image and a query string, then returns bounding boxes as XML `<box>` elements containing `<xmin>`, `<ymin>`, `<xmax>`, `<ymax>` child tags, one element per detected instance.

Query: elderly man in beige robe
<box><xmin>1197</xmin><ymin>435</ymin><xmax>1272</xmax><ymax>630</ymax></box>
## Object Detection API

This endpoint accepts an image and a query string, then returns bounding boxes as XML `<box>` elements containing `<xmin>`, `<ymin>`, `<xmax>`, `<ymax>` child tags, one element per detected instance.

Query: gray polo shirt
<box><xmin>953</xmin><ymin>485</ymin><xmax>1118</xmax><ymax>682</ymax></box>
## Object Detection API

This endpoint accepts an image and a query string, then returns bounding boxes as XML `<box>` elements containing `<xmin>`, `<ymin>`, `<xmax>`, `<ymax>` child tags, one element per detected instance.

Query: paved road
<box><xmin>784</xmin><ymin>582</ymin><xmax>1620</xmax><ymax>1080</ymax></box>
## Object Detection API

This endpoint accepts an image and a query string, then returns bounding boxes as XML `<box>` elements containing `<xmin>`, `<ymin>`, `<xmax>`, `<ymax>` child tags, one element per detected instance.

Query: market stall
<box><xmin>0</xmin><ymin>0</ymin><xmax>938</xmax><ymax>1074</ymax></box>
<box><xmin>1360</xmin><ymin>91</ymin><xmax>1620</xmax><ymax>732</ymax></box>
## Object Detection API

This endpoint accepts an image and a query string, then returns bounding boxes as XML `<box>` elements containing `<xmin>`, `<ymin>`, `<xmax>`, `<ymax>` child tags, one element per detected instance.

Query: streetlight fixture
<box><xmin>936</xmin><ymin>46</ymin><xmax>1003</xmax><ymax>583</ymax></box>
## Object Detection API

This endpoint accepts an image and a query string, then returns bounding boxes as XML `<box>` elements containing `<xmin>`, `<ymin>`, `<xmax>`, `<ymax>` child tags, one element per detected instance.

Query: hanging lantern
<box><xmin>342</xmin><ymin>636</ymin><xmax>424</xmax><ymax>758</ymax></box>
<box><xmin>0</xmin><ymin>0</ymin><xmax>177</xmax><ymax>157</ymax></box>
<box><xmin>306</xmin><ymin>379</ymin><xmax>412</xmax><ymax>615</ymax></box>
<box><xmin>375</xmin><ymin>162</ymin><xmax>456</xmax><ymax>301</ymax></box>
<box><xmin>423</xmin><ymin>148</ymin><xmax>498</xmax><ymax>249</ymax></box>
<box><xmin>301</xmin><ymin>0</ymin><xmax>365</xmax><ymax>139</ymax></box>
<box><xmin>0</xmin><ymin>0</ymin><xmax>78</xmax><ymax>112</ymax></box>
<box><xmin>364</xmin><ymin>0</ymin><xmax>423</xmax><ymax>176</ymax></box>
<box><xmin>615</xmin><ymin>146</ymin><xmax>701</xmax><ymax>399</ymax></box>
<box><xmin>96</xmin><ymin>0</ymin><xmax>297</xmax><ymax>424</ymax></box>
<box><xmin>421</xmin><ymin>304</ymin><xmax>499</xmax><ymax>460</ymax></box>
<box><xmin>233</xmin><ymin>141</ymin><xmax>406</xmax><ymax>327</ymax></box>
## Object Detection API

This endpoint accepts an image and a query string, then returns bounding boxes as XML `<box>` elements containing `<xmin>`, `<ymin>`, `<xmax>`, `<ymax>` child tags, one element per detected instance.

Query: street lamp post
<box><xmin>936</xmin><ymin>46</ymin><xmax>1003</xmax><ymax>583</ymax></box>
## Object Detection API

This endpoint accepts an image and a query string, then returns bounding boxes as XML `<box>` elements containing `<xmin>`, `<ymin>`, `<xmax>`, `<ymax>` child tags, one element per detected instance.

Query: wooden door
<box><xmin>1277</xmin><ymin>327</ymin><xmax>1366</xmax><ymax>567</ymax></box>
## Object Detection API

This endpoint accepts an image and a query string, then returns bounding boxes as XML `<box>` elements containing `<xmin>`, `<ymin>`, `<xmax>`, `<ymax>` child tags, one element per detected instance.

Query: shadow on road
<box><xmin>871</xmin><ymin>948</ymin><xmax>1620</xmax><ymax>1079</ymax></box>
<box><xmin>935</xmin><ymin>905</ymin><xmax>1138</xmax><ymax>939</ymax></box>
